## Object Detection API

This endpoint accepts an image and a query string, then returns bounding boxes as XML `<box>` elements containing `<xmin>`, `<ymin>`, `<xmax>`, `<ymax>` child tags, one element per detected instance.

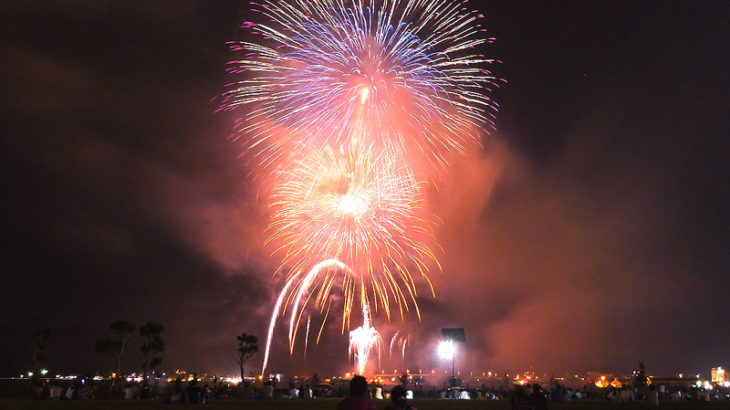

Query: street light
<box><xmin>439</xmin><ymin>328</ymin><xmax>465</xmax><ymax>393</ymax></box>
<box><xmin>438</xmin><ymin>340</ymin><xmax>456</xmax><ymax>360</ymax></box>
<box><xmin>437</xmin><ymin>340</ymin><xmax>456</xmax><ymax>388</ymax></box>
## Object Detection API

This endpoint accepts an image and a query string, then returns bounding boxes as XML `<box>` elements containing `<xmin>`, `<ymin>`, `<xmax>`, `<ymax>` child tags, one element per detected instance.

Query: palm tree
<box><xmin>95</xmin><ymin>320</ymin><xmax>135</xmax><ymax>392</ymax></box>
<box><xmin>236</xmin><ymin>333</ymin><xmax>258</xmax><ymax>382</ymax></box>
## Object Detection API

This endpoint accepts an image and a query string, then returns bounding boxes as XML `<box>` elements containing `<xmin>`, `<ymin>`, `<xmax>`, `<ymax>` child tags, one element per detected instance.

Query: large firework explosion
<box><xmin>222</xmin><ymin>0</ymin><xmax>497</xmax><ymax>375</ymax></box>
<box><xmin>221</xmin><ymin>0</ymin><xmax>499</xmax><ymax>171</ymax></box>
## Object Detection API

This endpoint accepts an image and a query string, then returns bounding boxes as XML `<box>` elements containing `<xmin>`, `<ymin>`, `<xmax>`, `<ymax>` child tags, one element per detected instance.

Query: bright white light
<box><xmin>438</xmin><ymin>340</ymin><xmax>456</xmax><ymax>360</ymax></box>
<box><xmin>41</xmin><ymin>369</ymin><xmax>48</xmax><ymax>375</ymax></box>
<box><xmin>338</xmin><ymin>194</ymin><xmax>368</xmax><ymax>217</ymax></box>
<box><xmin>348</xmin><ymin>304</ymin><xmax>382</xmax><ymax>375</ymax></box>
<box><xmin>359</xmin><ymin>86</ymin><xmax>370</xmax><ymax>104</ymax></box>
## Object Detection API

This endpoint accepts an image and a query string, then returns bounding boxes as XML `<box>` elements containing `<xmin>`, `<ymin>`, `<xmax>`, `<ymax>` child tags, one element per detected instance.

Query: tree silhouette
<box><xmin>95</xmin><ymin>320</ymin><xmax>135</xmax><ymax>392</ymax></box>
<box><xmin>236</xmin><ymin>333</ymin><xmax>258</xmax><ymax>382</ymax></box>
<box><xmin>139</xmin><ymin>321</ymin><xmax>165</xmax><ymax>378</ymax></box>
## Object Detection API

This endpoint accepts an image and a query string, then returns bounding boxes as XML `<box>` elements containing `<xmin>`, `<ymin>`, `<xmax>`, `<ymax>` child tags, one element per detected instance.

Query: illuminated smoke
<box><xmin>224</xmin><ymin>0</ymin><xmax>498</xmax><ymax>375</ymax></box>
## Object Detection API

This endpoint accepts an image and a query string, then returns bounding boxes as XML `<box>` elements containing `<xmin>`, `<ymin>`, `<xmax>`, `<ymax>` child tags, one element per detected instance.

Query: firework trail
<box><xmin>389</xmin><ymin>330</ymin><xmax>411</xmax><ymax>359</ymax></box>
<box><xmin>224</xmin><ymin>0</ymin><xmax>498</xmax><ymax>375</ymax></box>
<box><xmin>261</xmin><ymin>258</ymin><xmax>352</xmax><ymax>374</ymax></box>
<box><xmin>261</xmin><ymin>271</ymin><xmax>300</xmax><ymax>375</ymax></box>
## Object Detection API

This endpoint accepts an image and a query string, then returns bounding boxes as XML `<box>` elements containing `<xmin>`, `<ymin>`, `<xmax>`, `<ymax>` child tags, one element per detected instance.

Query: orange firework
<box><xmin>267</xmin><ymin>140</ymin><xmax>438</xmax><ymax>328</ymax></box>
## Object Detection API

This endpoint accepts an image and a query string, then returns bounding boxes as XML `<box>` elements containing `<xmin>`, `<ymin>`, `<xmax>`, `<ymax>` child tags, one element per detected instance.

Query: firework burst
<box><xmin>221</xmin><ymin>0</ymin><xmax>500</xmax><ymax>170</ymax></box>
<box><xmin>267</xmin><ymin>140</ymin><xmax>438</xmax><ymax>329</ymax></box>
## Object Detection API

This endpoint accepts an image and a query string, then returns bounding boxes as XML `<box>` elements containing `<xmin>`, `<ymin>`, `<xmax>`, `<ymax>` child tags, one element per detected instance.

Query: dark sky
<box><xmin>1</xmin><ymin>1</ymin><xmax>728</xmax><ymax>379</ymax></box>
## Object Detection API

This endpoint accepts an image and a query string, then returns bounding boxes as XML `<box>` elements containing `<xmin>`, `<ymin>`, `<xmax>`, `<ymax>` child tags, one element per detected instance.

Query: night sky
<box><xmin>1</xmin><ymin>1</ymin><xmax>728</xmax><ymax>378</ymax></box>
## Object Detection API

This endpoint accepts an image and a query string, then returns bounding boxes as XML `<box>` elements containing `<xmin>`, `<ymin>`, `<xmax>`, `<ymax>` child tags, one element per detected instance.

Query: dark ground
<box><xmin>1</xmin><ymin>399</ymin><xmax>729</xmax><ymax>410</ymax></box>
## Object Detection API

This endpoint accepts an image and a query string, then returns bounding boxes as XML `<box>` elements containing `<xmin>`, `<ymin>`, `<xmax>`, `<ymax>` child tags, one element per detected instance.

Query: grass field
<box><xmin>0</xmin><ymin>399</ymin><xmax>728</xmax><ymax>410</ymax></box>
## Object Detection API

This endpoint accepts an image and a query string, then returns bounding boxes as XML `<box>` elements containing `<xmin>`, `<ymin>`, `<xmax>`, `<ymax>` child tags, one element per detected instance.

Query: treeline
<box><xmin>94</xmin><ymin>320</ymin><xmax>165</xmax><ymax>391</ymax></box>
<box><xmin>26</xmin><ymin>317</ymin><xmax>260</xmax><ymax>386</ymax></box>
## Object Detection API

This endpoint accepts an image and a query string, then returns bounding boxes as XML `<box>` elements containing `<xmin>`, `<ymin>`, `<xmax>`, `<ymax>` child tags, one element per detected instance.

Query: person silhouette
<box><xmin>385</xmin><ymin>385</ymin><xmax>417</xmax><ymax>410</ymax></box>
<box><xmin>336</xmin><ymin>375</ymin><xmax>376</xmax><ymax>410</ymax></box>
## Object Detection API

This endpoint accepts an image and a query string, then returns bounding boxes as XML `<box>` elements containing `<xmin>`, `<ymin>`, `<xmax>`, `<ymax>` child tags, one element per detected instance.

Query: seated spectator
<box><xmin>336</xmin><ymin>375</ymin><xmax>376</xmax><ymax>410</ymax></box>
<box><xmin>386</xmin><ymin>385</ymin><xmax>417</xmax><ymax>410</ymax></box>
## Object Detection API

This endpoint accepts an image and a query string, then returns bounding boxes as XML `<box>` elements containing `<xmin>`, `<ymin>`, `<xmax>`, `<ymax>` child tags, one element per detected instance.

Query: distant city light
<box><xmin>595</xmin><ymin>375</ymin><xmax>609</xmax><ymax>388</ymax></box>
<box><xmin>711</xmin><ymin>366</ymin><xmax>725</xmax><ymax>384</ymax></box>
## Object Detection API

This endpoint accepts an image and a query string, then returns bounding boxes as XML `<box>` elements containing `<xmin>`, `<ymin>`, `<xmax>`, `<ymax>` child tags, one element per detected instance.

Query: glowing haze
<box><xmin>221</xmin><ymin>0</ymin><xmax>498</xmax><ymax>375</ymax></box>
<box><xmin>2</xmin><ymin>0</ymin><xmax>727</xmax><ymax>380</ymax></box>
